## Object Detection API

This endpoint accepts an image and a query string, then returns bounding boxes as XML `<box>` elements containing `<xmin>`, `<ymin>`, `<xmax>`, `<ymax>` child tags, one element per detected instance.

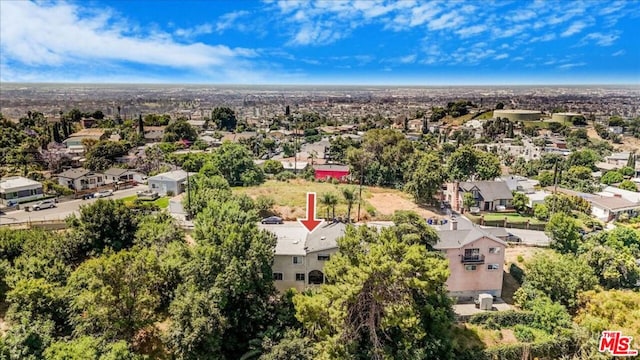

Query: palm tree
<box><xmin>320</xmin><ymin>192</ymin><xmax>338</xmax><ymax>220</ymax></box>
<box><xmin>342</xmin><ymin>187</ymin><xmax>357</xmax><ymax>223</ymax></box>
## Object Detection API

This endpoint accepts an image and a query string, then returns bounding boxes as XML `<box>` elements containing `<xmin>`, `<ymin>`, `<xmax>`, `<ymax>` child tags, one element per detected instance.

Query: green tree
<box><xmin>601</xmin><ymin>170</ymin><xmax>623</xmax><ymax>185</ymax></box>
<box><xmin>293</xmin><ymin>225</ymin><xmax>454</xmax><ymax>359</ymax></box>
<box><xmin>134</xmin><ymin>212</ymin><xmax>184</xmax><ymax>249</ymax></box>
<box><xmin>211</xmin><ymin>107</ymin><xmax>238</xmax><ymax>131</ymax></box>
<box><xmin>618</xmin><ymin>180</ymin><xmax>638</xmax><ymax>192</ymax></box>
<box><xmin>579</xmin><ymin>240</ymin><xmax>640</xmax><ymax>289</ymax></box>
<box><xmin>476</xmin><ymin>150</ymin><xmax>501</xmax><ymax>180</ymax></box>
<box><xmin>211</xmin><ymin>142</ymin><xmax>265</xmax><ymax>186</ymax></box>
<box><xmin>320</xmin><ymin>192</ymin><xmax>338</xmax><ymax>219</ymax></box>
<box><xmin>391</xmin><ymin>210</ymin><xmax>439</xmax><ymax>247</ymax></box>
<box><xmin>462</xmin><ymin>192</ymin><xmax>475</xmax><ymax>210</ymax></box>
<box><xmin>1</xmin><ymin>316</ymin><xmax>55</xmax><ymax>360</ymax></box>
<box><xmin>512</xmin><ymin>192</ymin><xmax>529</xmax><ymax>213</ymax></box>
<box><xmin>66</xmin><ymin>249</ymin><xmax>163</xmax><ymax>341</ymax></box>
<box><xmin>447</xmin><ymin>145</ymin><xmax>477</xmax><ymax>181</ymax></box>
<box><xmin>69</xmin><ymin>199</ymin><xmax>138</xmax><ymax>256</ymax></box>
<box><xmin>404</xmin><ymin>151</ymin><xmax>445</xmax><ymax>204</ymax></box>
<box><xmin>84</xmin><ymin>141</ymin><xmax>128</xmax><ymax>172</ymax></box>
<box><xmin>262</xmin><ymin>159</ymin><xmax>284</xmax><ymax>175</ymax></box>
<box><xmin>44</xmin><ymin>337</ymin><xmax>141</xmax><ymax>360</ymax></box>
<box><xmin>537</xmin><ymin>170</ymin><xmax>554</xmax><ymax>187</ymax></box>
<box><xmin>545</xmin><ymin>213</ymin><xmax>581</xmax><ymax>254</ymax></box>
<box><xmin>163</xmin><ymin>118</ymin><xmax>197</xmax><ymax>142</ymax></box>
<box><xmin>533</xmin><ymin>203</ymin><xmax>549</xmax><ymax>221</ymax></box>
<box><xmin>514</xmin><ymin>252</ymin><xmax>597</xmax><ymax>313</ymax></box>
<box><xmin>259</xmin><ymin>329</ymin><xmax>315</xmax><ymax>360</ymax></box>
<box><xmin>341</xmin><ymin>187</ymin><xmax>357</xmax><ymax>222</ymax></box>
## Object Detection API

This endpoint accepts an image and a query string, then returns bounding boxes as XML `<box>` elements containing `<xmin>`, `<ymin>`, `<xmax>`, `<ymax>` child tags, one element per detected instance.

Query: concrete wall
<box><xmin>444</xmin><ymin>237</ymin><xmax>505</xmax><ymax>298</ymax></box>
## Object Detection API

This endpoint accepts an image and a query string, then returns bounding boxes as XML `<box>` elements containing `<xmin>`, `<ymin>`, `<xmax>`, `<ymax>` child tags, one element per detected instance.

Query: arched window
<box><xmin>308</xmin><ymin>270</ymin><xmax>324</xmax><ymax>285</ymax></box>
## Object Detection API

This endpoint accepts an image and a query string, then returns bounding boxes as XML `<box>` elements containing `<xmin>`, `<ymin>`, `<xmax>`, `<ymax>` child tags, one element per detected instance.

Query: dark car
<box><xmin>505</xmin><ymin>233</ymin><xmax>521</xmax><ymax>243</ymax></box>
<box><xmin>261</xmin><ymin>216</ymin><xmax>284</xmax><ymax>224</ymax></box>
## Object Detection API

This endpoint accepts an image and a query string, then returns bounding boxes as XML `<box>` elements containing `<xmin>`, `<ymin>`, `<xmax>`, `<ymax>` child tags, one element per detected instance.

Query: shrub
<box><xmin>513</xmin><ymin>325</ymin><xmax>535</xmax><ymax>342</ymax></box>
<box><xmin>166</xmin><ymin>190</ymin><xmax>175</xmax><ymax>197</ymax></box>
<box><xmin>275</xmin><ymin>171</ymin><xmax>296</xmax><ymax>181</ymax></box>
<box><xmin>516</xmin><ymin>255</ymin><xmax>524</xmax><ymax>263</ymax></box>
<box><xmin>509</xmin><ymin>263</ymin><xmax>525</xmax><ymax>284</ymax></box>
<box><xmin>469</xmin><ymin>311</ymin><xmax>535</xmax><ymax>328</ymax></box>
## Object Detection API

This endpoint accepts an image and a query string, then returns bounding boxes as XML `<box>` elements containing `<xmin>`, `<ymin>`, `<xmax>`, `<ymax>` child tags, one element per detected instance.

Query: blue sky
<box><xmin>1</xmin><ymin>0</ymin><xmax>639</xmax><ymax>85</ymax></box>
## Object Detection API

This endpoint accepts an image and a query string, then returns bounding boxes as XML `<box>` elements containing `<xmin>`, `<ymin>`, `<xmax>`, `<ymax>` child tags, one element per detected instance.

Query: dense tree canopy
<box><xmin>211</xmin><ymin>107</ymin><xmax>238</xmax><ymax>131</ymax></box>
<box><xmin>294</xmin><ymin>222</ymin><xmax>454</xmax><ymax>359</ymax></box>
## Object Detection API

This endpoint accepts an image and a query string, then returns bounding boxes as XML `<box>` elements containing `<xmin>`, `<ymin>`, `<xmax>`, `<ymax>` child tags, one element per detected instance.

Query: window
<box><xmin>295</xmin><ymin>273</ymin><xmax>305</xmax><ymax>281</ymax></box>
<box><xmin>317</xmin><ymin>254</ymin><xmax>330</xmax><ymax>261</ymax></box>
<box><xmin>465</xmin><ymin>248</ymin><xmax>480</xmax><ymax>257</ymax></box>
<box><xmin>487</xmin><ymin>264</ymin><xmax>500</xmax><ymax>270</ymax></box>
<box><xmin>292</xmin><ymin>256</ymin><xmax>304</xmax><ymax>265</ymax></box>
<box><xmin>489</xmin><ymin>247</ymin><xmax>501</xmax><ymax>254</ymax></box>
<box><xmin>272</xmin><ymin>273</ymin><xmax>283</xmax><ymax>281</ymax></box>
<box><xmin>465</xmin><ymin>265</ymin><xmax>477</xmax><ymax>271</ymax></box>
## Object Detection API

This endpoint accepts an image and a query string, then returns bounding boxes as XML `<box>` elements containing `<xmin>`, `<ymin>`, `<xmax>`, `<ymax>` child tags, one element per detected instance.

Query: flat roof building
<box><xmin>0</xmin><ymin>176</ymin><xmax>44</xmax><ymax>205</ymax></box>
<box><xmin>493</xmin><ymin>109</ymin><xmax>541</xmax><ymax>122</ymax></box>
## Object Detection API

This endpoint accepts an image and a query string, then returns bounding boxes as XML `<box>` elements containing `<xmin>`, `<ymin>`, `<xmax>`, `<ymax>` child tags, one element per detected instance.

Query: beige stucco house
<box><xmin>434</xmin><ymin>220</ymin><xmax>506</xmax><ymax>298</ymax></box>
<box><xmin>265</xmin><ymin>222</ymin><xmax>345</xmax><ymax>293</ymax></box>
<box><xmin>264</xmin><ymin>220</ymin><xmax>505</xmax><ymax>298</ymax></box>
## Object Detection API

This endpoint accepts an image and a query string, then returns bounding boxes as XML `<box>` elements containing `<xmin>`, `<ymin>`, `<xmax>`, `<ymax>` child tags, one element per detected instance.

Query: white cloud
<box><xmin>216</xmin><ymin>10</ymin><xmax>250</xmax><ymax>32</ymax></box>
<box><xmin>599</xmin><ymin>1</ymin><xmax>625</xmax><ymax>15</ymax></box>
<box><xmin>494</xmin><ymin>54</ymin><xmax>509</xmax><ymax>60</ymax></box>
<box><xmin>581</xmin><ymin>32</ymin><xmax>619</xmax><ymax>46</ymax></box>
<box><xmin>456</xmin><ymin>25</ymin><xmax>487</xmax><ymax>38</ymax></box>
<box><xmin>530</xmin><ymin>33</ymin><xmax>556</xmax><ymax>42</ymax></box>
<box><xmin>0</xmin><ymin>1</ymin><xmax>261</xmax><ymax>81</ymax></box>
<box><xmin>175</xmin><ymin>23</ymin><xmax>213</xmax><ymax>38</ymax></box>
<box><xmin>612</xmin><ymin>50</ymin><xmax>626</xmax><ymax>57</ymax></box>
<box><xmin>428</xmin><ymin>11</ymin><xmax>464</xmax><ymax>31</ymax></box>
<box><xmin>561</xmin><ymin>21</ymin><xmax>588</xmax><ymax>37</ymax></box>
<box><xmin>557</xmin><ymin>62</ymin><xmax>586</xmax><ymax>70</ymax></box>
<box><xmin>399</xmin><ymin>54</ymin><xmax>417</xmax><ymax>64</ymax></box>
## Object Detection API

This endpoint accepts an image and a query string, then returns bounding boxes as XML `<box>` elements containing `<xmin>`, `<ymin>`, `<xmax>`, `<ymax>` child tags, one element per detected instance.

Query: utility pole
<box><xmin>186</xmin><ymin>170</ymin><xmax>192</xmax><ymax>220</ymax></box>
<box><xmin>357</xmin><ymin>161</ymin><xmax>365</xmax><ymax>222</ymax></box>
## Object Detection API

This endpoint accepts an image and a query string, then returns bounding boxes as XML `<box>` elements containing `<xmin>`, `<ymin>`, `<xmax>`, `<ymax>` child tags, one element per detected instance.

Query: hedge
<box><xmin>469</xmin><ymin>310</ymin><xmax>535</xmax><ymax>328</ymax></box>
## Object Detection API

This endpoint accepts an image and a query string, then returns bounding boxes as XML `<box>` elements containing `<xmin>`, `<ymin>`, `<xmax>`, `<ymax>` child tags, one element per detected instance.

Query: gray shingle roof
<box><xmin>57</xmin><ymin>168</ymin><xmax>91</xmax><ymax>179</ymax></box>
<box><xmin>459</xmin><ymin>181</ymin><xmax>513</xmax><ymax>202</ymax></box>
<box><xmin>434</xmin><ymin>227</ymin><xmax>505</xmax><ymax>249</ymax></box>
<box><xmin>305</xmin><ymin>222</ymin><xmax>346</xmax><ymax>253</ymax></box>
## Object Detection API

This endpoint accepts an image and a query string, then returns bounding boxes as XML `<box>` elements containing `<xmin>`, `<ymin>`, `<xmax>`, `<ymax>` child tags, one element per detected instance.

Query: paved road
<box><xmin>0</xmin><ymin>185</ymin><xmax>148</xmax><ymax>225</ymax></box>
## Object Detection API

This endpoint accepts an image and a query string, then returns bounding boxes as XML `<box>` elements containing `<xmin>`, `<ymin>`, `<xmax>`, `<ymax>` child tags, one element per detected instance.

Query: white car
<box><xmin>33</xmin><ymin>199</ymin><xmax>56</xmax><ymax>211</ymax></box>
<box><xmin>94</xmin><ymin>189</ymin><xmax>114</xmax><ymax>198</ymax></box>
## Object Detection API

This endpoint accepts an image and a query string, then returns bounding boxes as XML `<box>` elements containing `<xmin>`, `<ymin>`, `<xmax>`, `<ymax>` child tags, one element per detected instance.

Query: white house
<box><xmin>103</xmin><ymin>167</ymin><xmax>145</xmax><ymax>185</ymax></box>
<box><xmin>57</xmin><ymin>168</ymin><xmax>105</xmax><ymax>191</ymax></box>
<box><xmin>147</xmin><ymin>170</ymin><xmax>189</xmax><ymax>195</ymax></box>
<box><xmin>599</xmin><ymin>186</ymin><xmax>640</xmax><ymax>203</ymax></box>
<box><xmin>0</xmin><ymin>176</ymin><xmax>44</xmax><ymax>206</ymax></box>
<box><xmin>590</xmin><ymin>196</ymin><xmax>640</xmax><ymax>222</ymax></box>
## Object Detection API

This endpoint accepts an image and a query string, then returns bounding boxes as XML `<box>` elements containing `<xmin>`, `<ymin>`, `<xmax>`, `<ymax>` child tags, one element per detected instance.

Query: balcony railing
<box><xmin>461</xmin><ymin>254</ymin><xmax>485</xmax><ymax>264</ymax></box>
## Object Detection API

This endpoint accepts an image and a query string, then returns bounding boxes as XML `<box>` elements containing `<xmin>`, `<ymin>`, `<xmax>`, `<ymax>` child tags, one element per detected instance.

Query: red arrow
<box><xmin>299</xmin><ymin>192</ymin><xmax>324</xmax><ymax>233</ymax></box>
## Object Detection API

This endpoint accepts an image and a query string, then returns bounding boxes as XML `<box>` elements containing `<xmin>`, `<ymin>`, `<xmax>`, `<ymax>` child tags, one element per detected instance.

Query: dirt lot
<box><xmin>366</xmin><ymin>191</ymin><xmax>441</xmax><ymax>220</ymax></box>
<box><xmin>236</xmin><ymin>179</ymin><xmax>440</xmax><ymax>222</ymax></box>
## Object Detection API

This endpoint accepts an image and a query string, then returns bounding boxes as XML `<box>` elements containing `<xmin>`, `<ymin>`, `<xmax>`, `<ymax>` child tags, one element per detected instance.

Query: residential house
<box><xmin>446</xmin><ymin>181</ymin><xmax>513</xmax><ymax>212</ymax></box>
<box><xmin>434</xmin><ymin>220</ymin><xmax>506</xmax><ymax>298</ymax></box>
<box><xmin>147</xmin><ymin>170</ymin><xmax>189</xmax><ymax>195</ymax></box>
<box><xmin>103</xmin><ymin>167</ymin><xmax>145</xmax><ymax>185</ymax></box>
<box><xmin>0</xmin><ymin>176</ymin><xmax>44</xmax><ymax>206</ymax></box>
<box><xmin>500</xmin><ymin>175</ymin><xmax>539</xmax><ymax>193</ymax></box>
<box><xmin>143</xmin><ymin>126</ymin><xmax>166</xmax><ymax>143</ymax></box>
<box><xmin>313</xmin><ymin>164</ymin><xmax>350</xmax><ymax>182</ymax></box>
<box><xmin>600</xmin><ymin>186</ymin><xmax>640</xmax><ymax>203</ymax></box>
<box><xmin>57</xmin><ymin>168</ymin><xmax>105</xmax><ymax>191</ymax></box>
<box><xmin>590</xmin><ymin>195</ymin><xmax>640</xmax><ymax>222</ymax></box>
<box><xmin>267</xmin><ymin>222</ymin><xmax>346</xmax><ymax>292</ymax></box>
<box><xmin>62</xmin><ymin>129</ymin><xmax>107</xmax><ymax>153</ymax></box>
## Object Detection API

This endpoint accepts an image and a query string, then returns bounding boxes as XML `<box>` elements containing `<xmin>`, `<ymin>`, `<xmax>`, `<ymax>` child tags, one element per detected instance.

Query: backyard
<box><xmin>466</xmin><ymin>212</ymin><xmax>546</xmax><ymax>225</ymax></box>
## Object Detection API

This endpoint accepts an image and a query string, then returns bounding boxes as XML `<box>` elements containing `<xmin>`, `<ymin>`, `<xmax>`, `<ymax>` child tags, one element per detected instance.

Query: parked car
<box><xmin>506</xmin><ymin>233</ymin><xmax>521</xmax><ymax>243</ymax></box>
<box><xmin>94</xmin><ymin>189</ymin><xmax>114</xmax><ymax>198</ymax></box>
<box><xmin>261</xmin><ymin>216</ymin><xmax>284</xmax><ymax>224</ymax></box>
<box><xmin>33</xmin><ymin>199</ymin><xmax>56</xmax><ymax>211</ymax></box>
<box><xmin>495</xmin><ymin>205</ymin><xmax>507</xmax><ymax>212</ymax></box>
<box><xmin>469</xmin><ymin>206</ymin><xmax>480</xmax><ymax>215</ymax></box>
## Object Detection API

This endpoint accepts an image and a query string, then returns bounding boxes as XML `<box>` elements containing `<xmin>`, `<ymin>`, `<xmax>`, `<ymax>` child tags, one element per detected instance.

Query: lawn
<box><xmin>471</xmin><ymin>212</ymin><xmax>545</xmax><ymax>225</ymax></box>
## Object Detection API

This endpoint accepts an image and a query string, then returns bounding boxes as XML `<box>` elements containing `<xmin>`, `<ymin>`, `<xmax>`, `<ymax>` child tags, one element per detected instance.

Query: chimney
<box><xmin>450</xmin><ymin>219</ymin><xmax>458</xmax><ymax>231</ymax></box>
